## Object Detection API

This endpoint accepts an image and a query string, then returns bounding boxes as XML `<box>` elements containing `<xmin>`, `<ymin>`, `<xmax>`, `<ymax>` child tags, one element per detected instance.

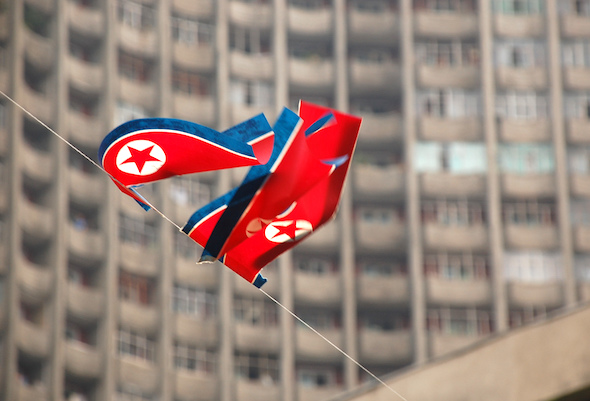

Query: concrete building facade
<box><xmin>1</xmin><ymin>0</ymin><xmax>590</xmax><ymax>400</ymax></box>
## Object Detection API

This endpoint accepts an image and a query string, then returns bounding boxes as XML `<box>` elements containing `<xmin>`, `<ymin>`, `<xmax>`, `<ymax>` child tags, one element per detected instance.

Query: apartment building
<box><xmin>1</xmin><ymin>0</ymin><xmax>590</xmax><ymax>400</ymax></box>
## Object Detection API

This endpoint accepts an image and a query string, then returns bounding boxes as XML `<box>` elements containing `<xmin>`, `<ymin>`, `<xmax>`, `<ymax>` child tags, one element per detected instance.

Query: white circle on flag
<box><xmin>115</xmin><ymin>139</ymin><xmax>166</xmax><ymax>175</ymax></box>
<box><xmin>264</xmin><ymin>220</ymin><xmax>313</xmax><ymax>243</ymax></box>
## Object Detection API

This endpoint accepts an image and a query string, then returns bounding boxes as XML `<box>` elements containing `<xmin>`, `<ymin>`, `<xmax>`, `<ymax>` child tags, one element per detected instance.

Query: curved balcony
<box><xmin>175</xmin><ymin>370</ymin><xmax>218</xmax><ymax>401</ymax></box>
<box><xmin>69</xmin><ymin>168</ymin><xmax>104</xmax><ymax>206</ymax></box>
<box><xmin>66</xmin><ymin>1</ymin><xmax>104</xmax><ymax>37</ymax></box>
<box><xmin>25</xmin><ymin>0</ymin><xmax>53</xmax><ymax>14</ymax></box>
<box><xmin>417</xmin><ymin>65</ymin><xmax>479</xmax><ymax>89</ymax></box>
<box><xmin>566</xmin><ymin>118</ymin><xmax>590</xmax><ymax>143</ymax></box>
<box><xmin>22</xmin><ymin>142</ymin><xmax>53</xmax><ymax>184</ymax></box>
<box><xmin>496</xmin><ymin>67</ymin><xmax>547</xmax><ymax>90</ymax></box>
<box><xmin>296</xmin><ymin>326</ymin><xmax>342</xmax><ymax>362</ymax></box>
<box><xmin>175</xmin><ymin>257</ymin><xmax>219</xmax><ymax>289</ymax></box>
<box><xmin>64</xmin><ymin>340</ymin><xmax>102</xmax><ymax>379</ymax></box>
<box><xmin>229</xmin><ymin>0</ymin><xmax>272</xmax><ymax>29</ymax></box>
<box><xmin>66</xmin><ymin>282</ymin><xmax>104</xmax><ymax>322</ymax></box>
<box><xmin>21</xmin><ymin>84</ymin><xmax>55</xmax><ymax>126</ymax></box>
<box><xmin>420</xmin><ymin>173</ymin><xmax>486</xmax><ymax>198</ymax></box>
<box><xmin>172</xmin><ymin>93</ymin><xmax>215</xmax><ymax>127</ymax></box>
<box><xmin>172</xmin><ymin>0</ymin><xmax>214</xmax><ymax>18</ymax></box>
<box><xmin>428</xmin><ymin>332</ymin><xmax>482</xmax><ymax>359</ymax></box>
<box><xmin>498</xmin><ymin>118</ymin><xmax>550</xmax><ymax>142</ymax></box>
<box><xmin>288</xmin><ymin>57</ymin><xmax>334</xmax><ymax>91</ymax></box>
<box><xmin>423</xmin><ymin>224</ymin><xmax>488</xmax><ymax>252</ymax></box>
<box><xmin>414</xmin><ymin>12</ymin><xmax>478</xmax><ymax>38</ymax></box>
<box><xmin>426</xmin><ymin>277</ymin><xmax>492</xmax><ymax>306</ymax></box>
<box><xmin>174</xmin><ymin>314</ymin><xmax>218</xmax><ymax>346</ymax></box>
<box><xmin>353</xmin><ymin>164</ymin><xmax>404</xmax><ymax>200</ymax></box>
<box><xmin>118</xmin><ymin>76</ymin><xmax>157</xmax><ymax>111</ymax></box>
<box><xmin>298</xmin><ymin>385</ymin><xmax>343</xmax><ymax>401</ymax></box>
<box><xmin>357</xmin><ymin>112</ymin><xmax>402</xmax><ymax>145</ymax></box>
<box><xmin>119</xmin><ymin>300</ymin><xmax>159</xmax><ymax>334</ymax></box>
<box><xmin>18</xmin><ymin>257</ymin><xmax>53</xmax><ymax>303</ymax></box>
<box><xmin>118</xmin><ymin>357</ymin><xmax>159</xmax><ymax>395</ymax></box>
<box><xmin>418</xmin><ymin>116</ymin><xmax>483</xmax><ymax>141</ymax></box>
<box><xmin>24</xmin><ymin>28</ymin><xmax>55</xmax><ymax>71</ymax></box>
<box><xmin>230</xmin><ymin>50</ymin><xmax>274</xmax><ymax>80</ymax></box>
<box><xmin>236</xmin><ymin>379</ymin><xmax>280</xmax><ymax>401</ymax></box>
<box><xmin>571</xmin><ymin>174</ymin><xmax>590</xmax><ymax>198</ymax></box>
<box><xmin>16</xmin><ymin>382</ymin><xmax>49</xmax><ymax>401</ymax></box>
<box><xmin>117</xmin><ymin>22</ymin><xmax>157</xmax><ymax>57</ymax></box>
<box><xmin>348</xmin><ymin>9</ymin><xmax>398</xmax><ymax>43</ymax></box>
<box><xmin>67</xmin><ymin>55</ymin><xmax>104</xmax><ymax>93</ymax></box>
<box><xmin>359</xmin><ymin>329</ymin><xmax>412</xmax><ymax>365</ymax></box>
<box><xmin>561</xmin><ymin>14</ymin><xmax>590</xmax><ymax>38</ymax></box>
<box><xmin>355</xmin><ymin>219</ymin><xmax>405</xmax><ymax>252</ymax></box>
<box><xmin>119</xmin><ymin>242</ymin><xmax>159</xmax><ymax>277</ymax></box>
<box><xmin>230</xmin><ymin>103</ymin><xmax>275</xmax><ymax>127</ymax></box>
<box><xmin>563</xmin><ymin>67</ymin><xmax>590</xmax><ymax>90</ymax></box>
<box><xmin>507</xmin><ymin>281</ymin><xmax>563</xmax><ymax>308</ymax></box>
<box><xmin>504</xmin><ymin>224</ymin><xmax>559</xmax><ymax>250</ymax></box>
<box><xmin>234</xmin><ymin>322</ymin><xmax>280</xmax><ymax>353</ymax></box>
<box><xmin>17</xmin><ymin>318</ymin><xmax>50</xmax><ymax>358</ymax></box>
<box><xmin>494</xmin><ymin>14</ymin><xmax>544</xmax><ymax>38</ymax></box>
<box><xmin>172</xmin><ymin>42</ymin><xmax>215</xmax><ymax>71</ymax></box>
<box><xmin>357</xmin><ymin>274</ymin><xmax>409</xmax><ymax>306</ymax></box>
<box><xmin>574</xmin><ymin>226</ymin><xmax>590</xmax><ymax>253</ymax></box>
<box><xmin>68</xmin><ymin>224</ymin><xmax>106</xmax><ymax>261</ymax></box>
<box><xmin>294</xmin><ymin>271</ymin><xmax>341</xmax><ymax>306</ymax></box>
<box><xmin>349</xmin><ymin>60</ymin><xmax>400</xmax><ymax>95</ymax></box>
<box><xmin>20</xmin><ymin>199</ymin><xmax>53</xmax><ymax>242</ymax></box>
<box><xmin>501</xmin><ymin>173</ymin><xmax>555</xmax><ymax>198</ymax></box>
<box><xmin>68</xmin><ymin>109</ymin><xmax>105</xmax><ymax>148</ymax></box>
<box><xmin>298</xmin><ymin>219</ymin><xmax>339</xmax><ymax>252</ymax></box>
<box><xmin>287</xmin><ymin>5</ymin><xmax>332</xmax><ymax>37</ymax></box>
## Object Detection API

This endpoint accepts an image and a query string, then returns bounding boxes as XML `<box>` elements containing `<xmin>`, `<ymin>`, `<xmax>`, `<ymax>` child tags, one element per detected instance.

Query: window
<box><xmin>115</xmin><ymin>101</ymin><xmax>149</xmax><ymax>126</ymax></box>
<box><xmin>415</xmin><ymin>40</ymin><xmax>479</xmax><ymax>66</ymax></box>
<box><xmin>297</xmin><ymin>309</ymin><xmax>339</xmax><ymax>330</ymax></box>
<box><xmin>494</xmin><ymin>0</ymin><xmax>543</xmax><ymax>14</ymax></box>
<box><xmin>575</xmin><ymin>256</ymin><xmax>590</xmax><ymax>281</ymax></box>
<box><xmin>175</xmin><ymin>230</ymin><xmax>201</xmax><ymax>260</ymax></box>
<box><xmin>415</xmin><ymin>142</ymin><xmax>487</xmax><ymax>174</ymax></box>
<box><xmin>496</xmin><ymin>92</ymin><xmax>548</xmax><ymax>119</ymax></box>
<box><xmin>289</xmin><ymin>0</ymin><xmax>329</xmax><ymax>9</ymax></box>
<box><xmin>563</xmin><ymin>41</ymin><xmax>590</xmax><ymax>67</ymax></box>
<box><xmin>569</xmin><ymin>145</ymin><xmax>590</xmax><ymax>173</ymax></box>
<box><xmin>295</xmin><ymin>257</ymin><xmax>335</xmax><ymax>275</ymax></box>
<box><xmin>360</xmin><ymin>313</ymin><xmax>408</xmax><ymax>331</ymax></box>
<box><xmin>172</xmin><ymin>284</ymin><xmax>217</xmax><ymax>319</ymax></box>
<box><xmin>424</xmin><ymin>253</ymin><xmax>489</xmax><ymax>280</ymax></box>
<box><xmin>116</xmin><ymin>389</ymin><xmax>152</xmax><ymax>401</ymax></box>
<box><xmin>119</xmin><ymin>272</ymin><xmax>153</xmax><ymax>305</ymax></box>
<box><xmin>503</xmin><ymin>201</ymin><xmax>555</xmax><ymax>225</ymax></box>
<box><xmin>421</xmin><ymin>200</ymin><xmax>485</xmax><ymax>226</ymax></box>
<box><xmin>236</xmin><ymin>352</ymin><xmax>279</xmax><ymax>382</ymax></box>
<box><xmin>174</xmin><ymin>343</ymin><xmax>216</xmax><ymax>373</ymax></box>
<box><xmin>297</xmin><ymin>366</ymin><xmax>340</xmax><ymax>388</ymax></box>
<box><xmin>117</xmin><ymin>329</ymin><xmax>155</xmax><ymax>361</ymax></box>
<box><xmin>358</xmin><ymin>207</ymin><xmax>403</xmax><ymax>224</ymax></box>
<box><xmin>118</xmin><ymin>0</ymin><xmax>155</xmax><ymax>28</ymax></box>
<box><xmin>119</xmin><ymin>214</ymin><xmax>157</xmax><ymax>246</ymax></box>
<box><xmin>172</xmin><ymin>70</ymin><xmax>211</xmax><ymax>96</ymax></box>
<box><xmin>359</xmin><ymin>260</ymin><xmax>406</xmax><ymax>276</ymax></box>
<box><xmin>351</xmin><ymin>47</ymin><xmax>397</xmax><ymax>64</ymax></box>
<box><xmin>509</xmin><ymin>306</ymin><xmax>546</xmax><ymax>328</ymax></box>
<box><xmin>65</xmin><ymin>322</ymin><xmax>91</xmax><ymax>344</ymax></box>
<box><xmin>417</xmin><ymin>89</ymin><xmax>481</xmax><ymax>118</ymax></box>
<box><xmin>119</xmin><ymin>52</ymin><xmax>150</xmax><ymax>81</ymax></box>
<box><xmin>495</xmin><ymin>40</ymin><xmax>545</xmax><ymax>68</ymax></box>
<box><xmin>564</xmin><ymin>92</ymin><xmax>590</xmax><ymax>118</ymax></box>
<box><xmin>230</xmin><ymin>79</ymin><xmax>274</xmax><ymax>108</ymax></box>
<box><xmin>171</xmin><ymin>16</ymin><xmax>213</xmax><ymax>44</ymax></box>
<box><xmin>169</xmin><ymin>176</ymin><xmax>211</xmax><ymax>206</ymax></box>
<box><xmin>504</xmin><ymin>251</ymin><xmax>562</xmax><ymax>282</ymax></box>
<box><xmin>570</xmin><ymin>200</ymin><xmax>590</xmax><ymax>226</ymax></box>
<box><xmin>350</xmin><ymin>0</ymin><xmax>395</xmax><ymax>12</ymax></box>
<box><xmin>230</xmin><ymin>26</ymin><xmax>271</xmax><ymax>54</ymax></box>
<box><xmin>234</xmin><ymin>297</ymin><xmax>278</xmax><ymax>326</ymax></box>
<box><xmin>427</xmin><ymin>308</ymin><xmax>491</xmax><ymax>336</ymax></box>
<box><xmin>498</xmin><ymin>143</ymin><xmax>554</xmax><ymax>174</ymax></box>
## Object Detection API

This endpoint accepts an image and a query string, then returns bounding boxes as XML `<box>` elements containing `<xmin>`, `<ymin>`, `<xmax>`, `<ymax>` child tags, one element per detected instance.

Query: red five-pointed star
<box><xmin>271</xmin><ymin>221</ymin><xmax>297</xmax><ymax>240</ymax></box>
<box><xmin>121</xmin><ymin>146</ymin><xmax>160</xmax><ymax>173</ymax></box>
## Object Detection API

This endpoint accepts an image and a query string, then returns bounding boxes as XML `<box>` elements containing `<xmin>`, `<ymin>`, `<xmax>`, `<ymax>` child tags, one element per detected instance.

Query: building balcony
<box><xmin>359</xmin><ymin>328</ymin><xmax>412</xmax><ymax>365</ymax></box>
<box><xmin>230</xmin><ymin>50</ymin><xmax>274</xmax><ymax>81</ymax></box>
<box><xmin>66</xmin><ymin>282</ymin><xmax>104</xmax><ymax>322</ymax></box>
<box><xmin>118</xmin><ymin>76</ymin><xmax>157</xmax><ymax>111</ymax></box>
<box><xmin>417</xmin><ymin>64</ymin><xmax>479</xmax><ymax>88</ymax></box>
<box><xmin>349</xmin><ymin>60</ymin><xmax>401</xmax><ymax>96</ymax></box>
<box><xmin>175</xmin><ymin>256</ymin><xmax>219</xmax><ymax>290</ymax></box>
<box><xmin>172</xmin><ymin>42</ymin><xmax>215</xmax><ymax>71</ymax></box>
<box><xmin>423</xmin><ymin>224</ymin><xmax>488</xmax><ymax>252</ymax></box>
<box><xmin>119</xmin><ymin>242</ymin><xmax>159</xmax><ymax>277</ymax></box>
<box><xmin>426</xmin><ymin>277</ymin><xmax>492</xmax><ymax>306</ymax></box>
<box><xmin>18</xmin><ymin>257</ymin><xmax>53</xmax><ymax>303</ymax></box>
<box><xmin>22</xmin><ymin>142</ymin><xmax>53</xmax><ymax>184</ymax></box>
<box><xmin>571</xmin><ymin>174</ymin><xmax>590</xmax><ymax>198</ymax></box>
<box><xmin>288</xmin><ymin>5</ymin><xmax>332</xmax><ymax>37</ymax></box>
<box><xmin>17</xmin><ymin>318</ymin><xmax>50</xmax><ymax>358</ymax></box>
<box><xmin>229</xmin><ymin>0</ymin><xmax>272</xmax><ymax>29</ymax></box>
<box><xmin>296</xmin><ymin>326</ymin><xmax>342</xmax><ymax>362</ymax></box>
<box><xmin>428</xmin><ymin>332</ymin><xmax>482</xmax><ymax>359</ymax></box>
<box><xmin>566</xmin><ymin>118</ymin><xmax>590</xmax><ymax>144</ymax></box>
<box><xmin>420</xmin><ymin>173</ymin><xmax>486</xmax><ymax>198</ymax></box>
<box><xmin>172</xmin><ymin>92</ymin><xmax>215</xmax><ymax>127</ymax></box>
<box><xmin>119</xmin><ymin>300</ymin><xmax>159</xmax><ymax>334</ymax></box>
<box><xmin>356</xmin><ymin>112</ymin><xmax>402</xmax><ymax>145</ymax></box>
<box><xmin>236</xmin><ymin>379</ymin><xmax>281</xmax><ymax>401</ymax></box>
<box><xmin>20</xmin><ymin>199</ymin><xmax>53</xmax><ymax>243</ymax></box>
<box><xmin>507</xmin><ymin>281</ymin><xmax>563</xmax><ymax>308</ymax></box>
<box><xmin>64</xmin><ymin>340</ymin><xmax>102</xmax><ymax>379</ymax></box>
<box><xmin>68</xmin><ymin>109</ymin><xmax>105</xmax><ymax>148</ymax></box>
<box><xmin>117</xmin><ymin>22</ymin><xmax>157</xmax><ymax>57</ymax></box>
<box><xmin>21</xmin><ymin>84</ymin><xmax>55</xmax><ymax>126</ymax></box>
<box><xmin>352</xmin><ymin>164</ymin><xmax>404</xmax><ymax>200</ymax></box>
<box><xmin>68</xmin><ymin>224</ymin><xmax>106</xmax><ymax>261</ymax></box>
<box><xmin>24</xmin><ymin>28</ymin><xmax>55</xmax><ymax>71</ymax></box>
<box><xmin>25</xmin><ymin>0</ymin><xmax>54</xmax><ymax>14</ymax></box>
<box><xmin>574</xmin><ymin>226</ymin><xmax>590</xmax><ymax>253</ymax></box>
<box><xmin>500</xmin><ymin>173</ymin><xmax>556</xmax><ymax>198</ymax></box>
<box><xmin>234</xmin><ymin>322</ymin><xmax>280</xmax><ymax>353</ymax></box>
<box><xmin>297</xmin><ymin>218</ymin><xmax>339</xmax><ymax>252</ymax></box>
<box><xmin>294</xmin><ymin>271</ymin><xmax>342</xmax><ymax>306</ymax></box>
<box><xmin>348</xmin><ymin>8</ymin><xmax>398</xmax><ymax>43</ymax></box>
<box><xmin>563</xmin><ymin>67</ymin><xmax>590</xmax><ymax>90</ymax></box>
<box><xmin>175</xmin><ymin>370</ymin><xmax>218</xmax><ymax>401</ymax></box>
<box><xmin>171</xmin><ymin>0</ymin><xmax>214</xmax><ymax>18</ymax></box>
<box><xmin>504</xmin><ymin>224</ymin><xmax>559</xmax><ymax>250</ymax></box>
<box><xmin>118</xmin><ymin>356</ymin><xmax>159</xmax><ymax>395</ymax></box>
<box><xmin>298</xmin><ymin>386</ymin><xmax>343</xmax><ymax>401</ymax></box>
<box><xmin>414</xmin><ymin>11</ymin><xmax>478</xmax><ymax>38</ymax></box>
<box><xmin>288</xmin><ymin>57</ymin><xmax>334</xmax><ymax>91</ymax></box>
<box><xmin>230</xmin><ymin>103</ymin><xmax>275</xmax><ymax>127</ymax></box>
<box><xmin>496</xmin><ymin>67</ymin><xmax>547</xmax><ymax>90</ymax></box>
<box><xmin>16</xmin><ymin>382</ymin><xmax>48</xmax><ymax>401</ymax></box>
<box><xmin>498</xmin><ymin>118</ymin><xmax>550</xmax><ymax>142</ymax></box>
<box><xmin>68</xmin><ymin>168</ymin><xmax>104</xmax><ymax>206</ymax></box>
<box><xmin>233</xmin><ymin>268</ymin><xmax>279</xmax><ymax>297</ymax></box>
<box><xmin>355</xmin><ymin>218</ymin><xmax>405</xmax><ymax>252</ymax></box>
<box><xmin>494</xmin><ymin>14</ymin><xmax>544</xmax><ymax>37</ymax></box>
<box><xmin>174</xmin><ymin>314</ymin><xmax>218</xmax><ymax>347</ymax></box>
<box><xmin>66</xmin><ymin>1</ymin><xmax>104</xmax><ymax>37</ymax></box>
<box><xmin>67</xmin><ymin>55</ymin><xmax>104</xmax><ymax>94</ymax></box>
<box><xmin>418</xmin><ymin>116</ymin><xmax>483</xmax><ymax>141</ymax></box>
<box><xmin>561</xmin><ymin>14</ymin><xmax>590</xmax><ymax>38</ymax></box>
<box><xmin>357</xmin><ymin>274</ymin><xmax>409</xmax><ymax>306</ymax></box>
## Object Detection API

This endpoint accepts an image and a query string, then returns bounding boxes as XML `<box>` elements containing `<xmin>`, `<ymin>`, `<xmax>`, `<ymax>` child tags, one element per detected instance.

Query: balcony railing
<box><xmin>348</xmin><ymin>8</ymin><xmax>398</xmax><ymax>41</ymax></box>
<box><xmin>496</xmin><ymin>67</ymin><xmax>547</xmax><ymax>90</ymax></box>
<box><xmin>288</xmin><ymin>5</ymin><xmax>332</xmax><ymax>37</ymax></box>
<box><xmin>229</xmin><ymin>0</ymin><xmax>272</xmax><ymax>29</ymax></box>
<box><xmin>172</xmin><ymin>41</ymin><xmax>215</xmax><ymax>71</ymax></box>
<box><xmin>420</xmin><ymin>173</ymin><xmax>486</xmax><ymax>198</ymax></box>
<box><xmin>64</xmin><ymin>340</ymin><xmax>102</xmax><ymax>379</ymax></box>
<box><xmin>67</xmin><ymin>0</ymin><xmax>104</xmax><ymax>37</ymax></box>
<box><xmin>175</xmin><ymin>370</ymin><xmax>219</xmax><ymax>401</ymax></box>
<box><xmin>174</xmin><ymin>314</ymin><xmax>218</xmax><ymax>347</ymax></box>
<box><xmin>419</xmin><ymin>116</ymin><xmax>483</xmax><ymax>141</ymax></box>
<box><xmin>504</xmin><ymin>224</ymin><xmax>559</xmax><ymax>250</ymax></box>
<box><xmin>563</xmin><ymin>67</ymin><xmax>590</xmax><ymax>90</ymax></box>
<box><xmin>118</xmin><ymin>357</ymin><xmax>159</xmax><ymax>395</ymax></box>
<box><xmin>500</xmin><ymin>173</ymin><xmax>556</xmax><ymax>198</ymax></box>
<box><xmin>171</xmin><ymin>0</ymin><xmax>214</xmax><ymax>18</ymax></box>
<box><xmin>507</xmin><ymin>281</ymin><xmax>563</xmax><ymax>308</ymax></box>
<box><xmin>426</xmin><ymin>277</ymin><xmax>492</xmax><ymax>306</ymax></box>
<box><xmin>498</xmin><ymin>118</ymin><xmax>551</xmax><ymax>142</ymax></box>
<box><xmin>417</xmin><ymin>64</ymin><xmax>479</xmax><ymax>88</ymax></box>
<box><xmin>494</xmin><ymin>14</ymin><xmax>544</xmax><ymax>38</ymax></box>
<box><xmin>414</xmin><ymin>11</ymin><xmax>478</xmax><ymax>38</ymax></box>
<box><xmin>119</xmin><ymin>300</ymin><xmax>159</xmax><ymax>334</ymax></box>
<box><xmin>423</xmin><ymin>224</ymin><xmax>488</xmax><ymax>252</ymax></box>
<box><xmin>234</xmin><ymin>322</ymin><xmax>280</xmax><ymax>353</ymax></box>
<box><xmin>66</xmin><ymin>282</ymin><xmax>104</xmax><ymax>322</ymax></box>
<box><xmin>294</xmin><ymin>271</ymin><xmax>342</xmax><ymax>306</ymax></box>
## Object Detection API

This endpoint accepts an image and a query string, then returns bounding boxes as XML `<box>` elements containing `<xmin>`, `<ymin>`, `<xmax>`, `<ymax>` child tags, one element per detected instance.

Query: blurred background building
<box><xmin>1</xmin><ymin>0</ymin><xmax>590</xmax><ymax>400</ymax></box>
